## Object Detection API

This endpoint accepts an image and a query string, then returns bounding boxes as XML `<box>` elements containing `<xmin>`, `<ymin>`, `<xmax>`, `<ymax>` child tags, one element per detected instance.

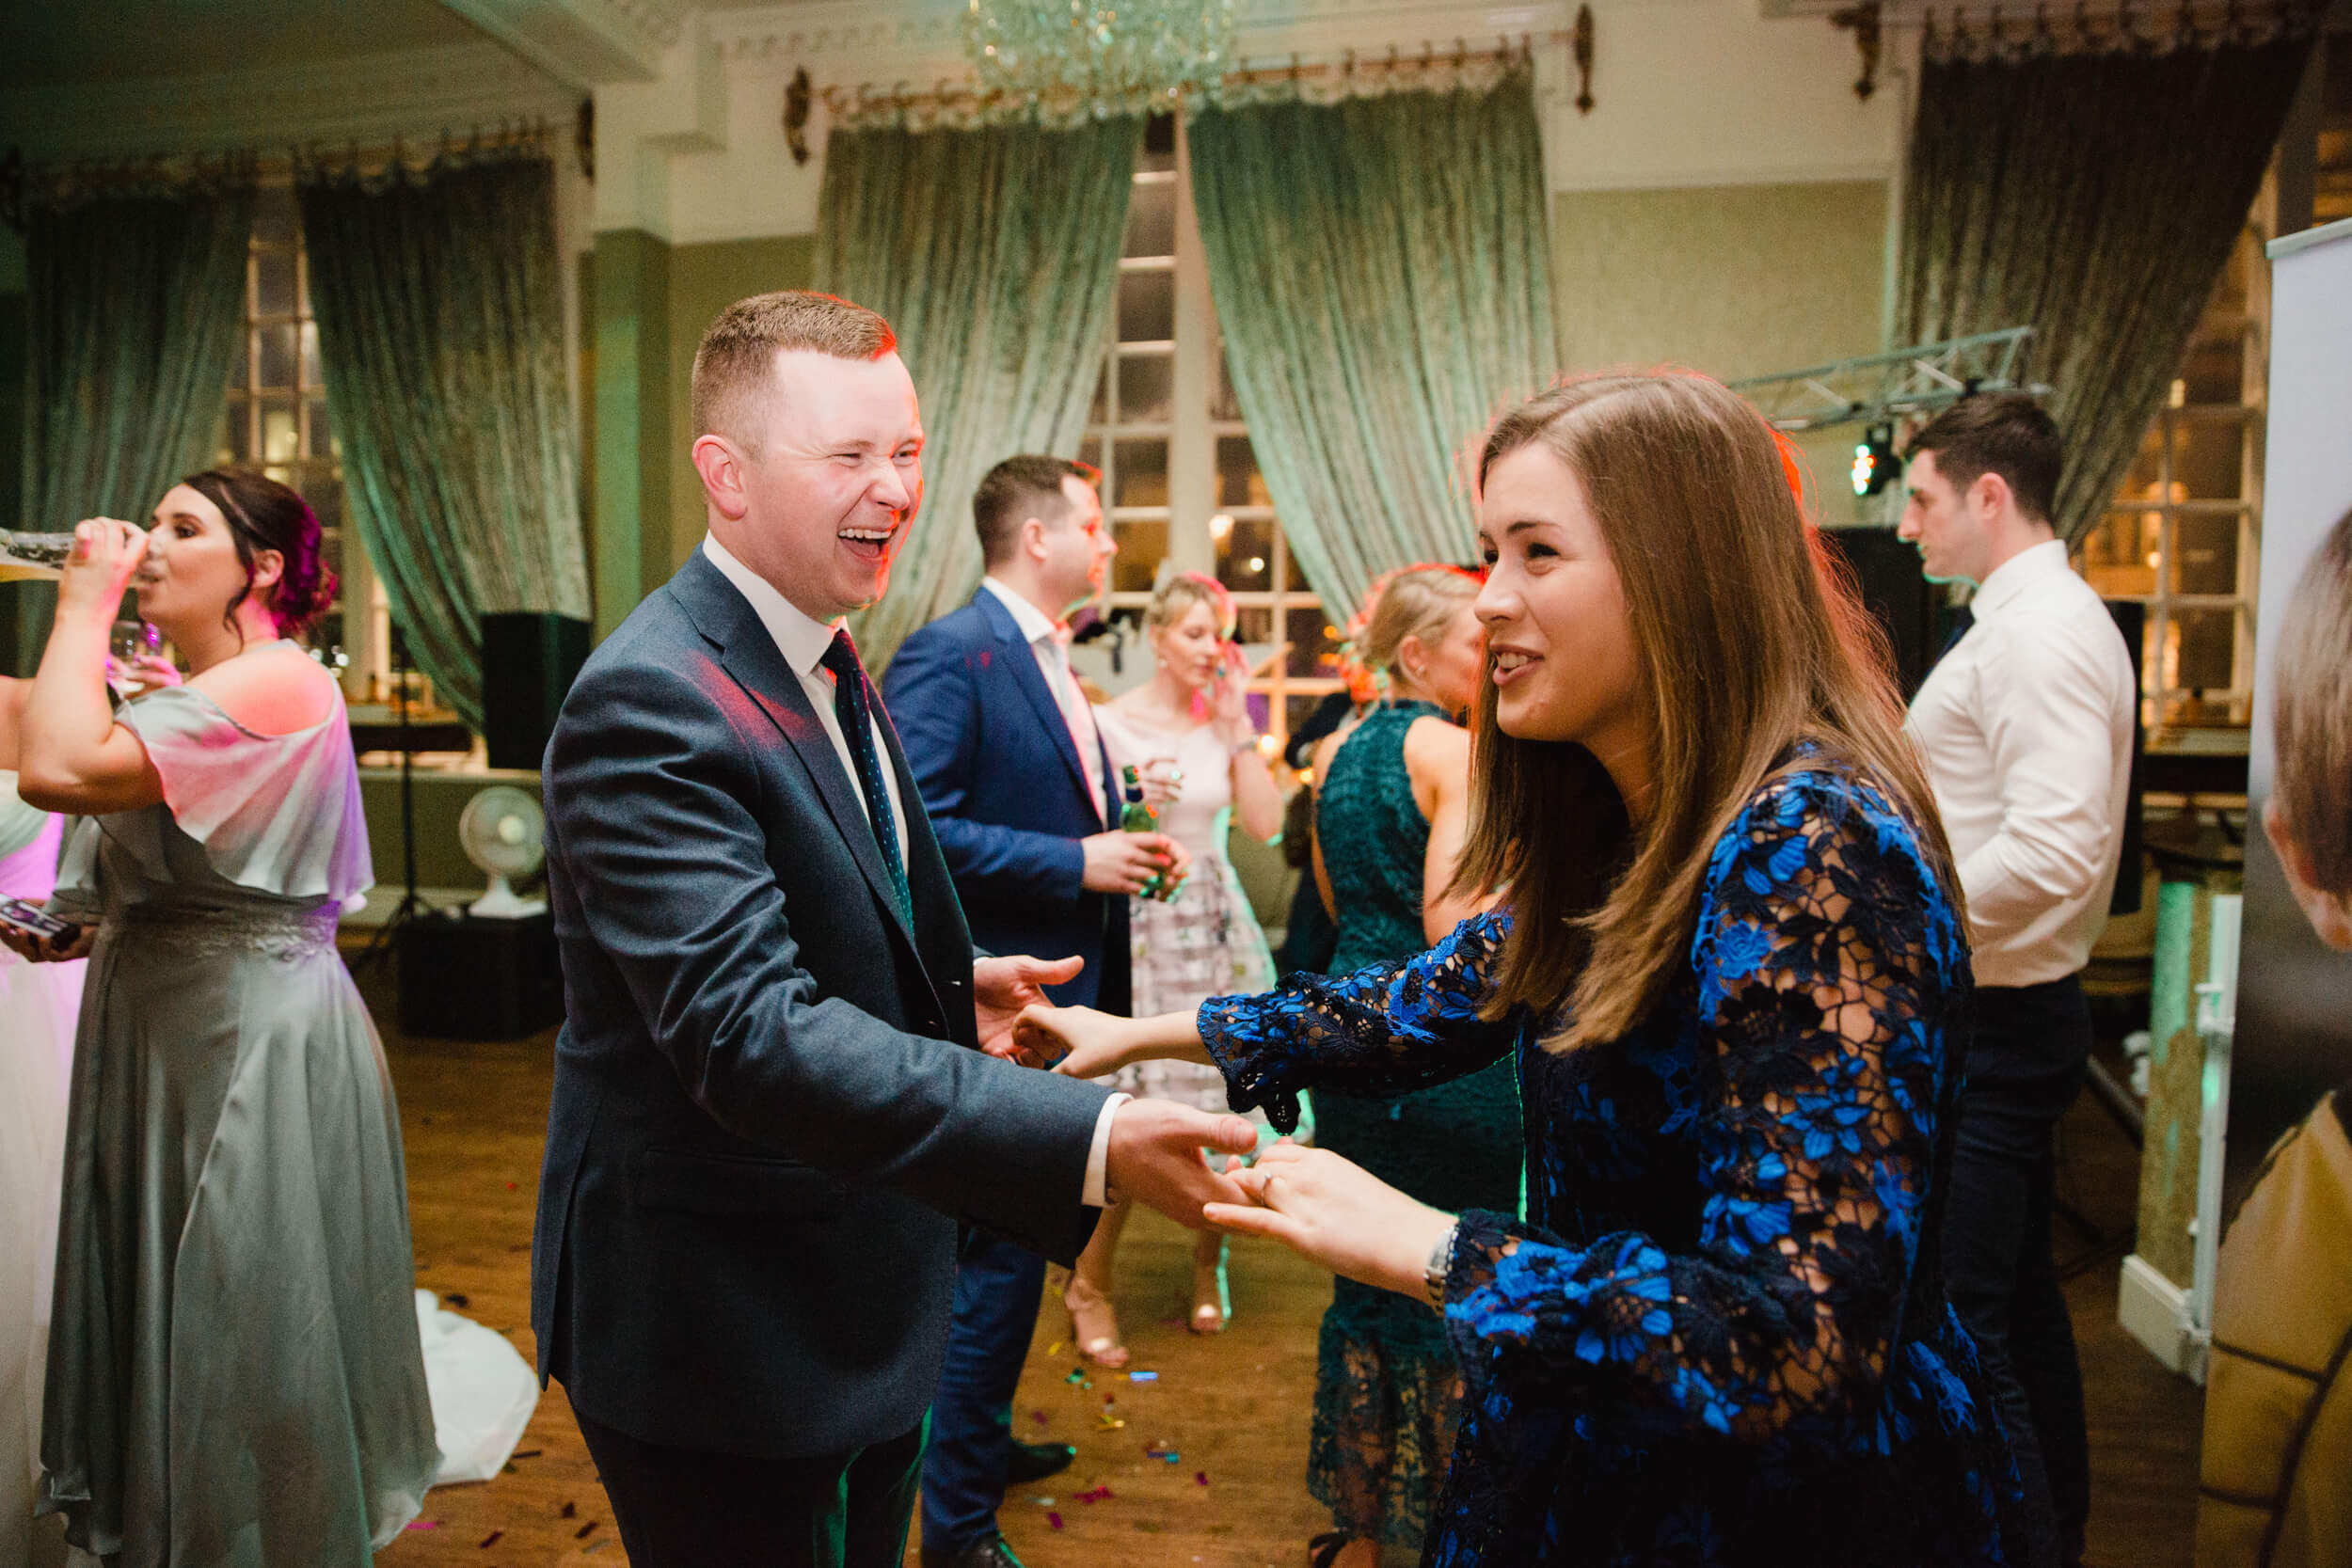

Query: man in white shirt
<box><xmin>882</xmin><ymin>456</ymin><xmax>1189</xmax><ymax>1568</ymax></box>
<box><xmin>533</xmin><ymin>292</ymin><xmax>1251</xmax><ymax>1568</ymax></box>
<box><xmin>1899</xmin><ymin>393</ymin><xmax>2136</xmax><ymax>1568</ymax></box>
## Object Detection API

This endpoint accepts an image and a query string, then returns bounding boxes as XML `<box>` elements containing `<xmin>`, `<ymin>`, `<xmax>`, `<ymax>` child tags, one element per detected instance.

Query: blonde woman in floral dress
<box><xmin>1069</xmin><ymin>574</ymin><xmax>1285</xmax><ymax>1361</ymax></box>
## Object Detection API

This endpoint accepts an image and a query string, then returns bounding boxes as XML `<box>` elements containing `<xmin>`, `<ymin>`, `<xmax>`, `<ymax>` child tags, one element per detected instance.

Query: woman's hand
<box><xmin>1205</xmin><ymin>1141</ymin><xmax>1457</xmax><ymax>1299</ymax></box>
<box><xmin>0</xmin><ymin>919</ymin><xmax>94</xmax><ymax>964</ymax></box>
<box><xmin>56</xmin><ymin>520</ymin><xmax>150</xmax><ymax>624</ymax></box>
<box><xmin>1023</xmin><ymin>1003</ymin><xmax>1132</xmax><ymax>1077</ymax></box>
<box><xmin>1208</xmin><ymin>644</ymin><xmax>1255</xmax><ymax>748</ymax></box>
<box><xmin>1136</xmin><ymin>756</ymin><xmax>1184</xmax><ymax>809</ymax></box>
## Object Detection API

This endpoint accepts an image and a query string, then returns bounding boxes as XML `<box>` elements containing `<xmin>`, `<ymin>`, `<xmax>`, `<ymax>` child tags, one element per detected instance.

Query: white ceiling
<box><xmin>0</xmin><ymin>0</ymin><xmax>494</xmax><ymax>89</ymax></box>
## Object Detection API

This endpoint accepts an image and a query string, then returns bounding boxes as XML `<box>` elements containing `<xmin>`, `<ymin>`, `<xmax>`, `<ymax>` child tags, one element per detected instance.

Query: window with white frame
<box><xmin>214</xmin><ymin>181</ymin><xmax>387</xmax><ymax>698</ymax></box>
<box><xmin>2074</xmin><ymin>219</ymin><xmax>2265</xmax><ymax>730</ymax></box>
<box><xmin>1079</xmin><ymin>113</ymin><xmax>1345</xmax><ymax>758</ymax></box>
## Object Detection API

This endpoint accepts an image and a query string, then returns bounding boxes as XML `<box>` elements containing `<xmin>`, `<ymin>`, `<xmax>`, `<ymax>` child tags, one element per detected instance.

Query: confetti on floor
<box><xmin>478</xmin><ymin>1529</ymin><xmax>503</xmax><ymax>1548</ymax></box>
<box><xmin>1128</xmin><ymin>1370</ymin><xmax>1159</xmax><ymax>1382</ymax></box>
<box><xmin>1195</xmin><ymin>1471</ymin><xmax>1210</xmax><ymax>1486</ymax></box>
<box><xmin>1047</xmin><ymin>1511</ymin><xmax>1065</xmax><ymax>1530</ymax></box>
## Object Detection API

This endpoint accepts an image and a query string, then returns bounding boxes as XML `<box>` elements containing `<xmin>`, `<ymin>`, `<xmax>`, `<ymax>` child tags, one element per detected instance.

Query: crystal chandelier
<box><xmin>963</xmin><ymin>0</ymin><xmax>1238</xmax><ymax>110</ymax></box>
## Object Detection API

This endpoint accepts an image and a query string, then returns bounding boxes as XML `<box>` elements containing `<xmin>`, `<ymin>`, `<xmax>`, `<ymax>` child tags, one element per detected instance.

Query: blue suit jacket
<box><xmin>882</xmin><ymin>587</ymin><xmax>1129</xmax><ymax>1012</ymax></box>
<box><xmin>531</xmin><ymin>552</ymin><xmax>1110</xmax><ymax>1458</ymax></box>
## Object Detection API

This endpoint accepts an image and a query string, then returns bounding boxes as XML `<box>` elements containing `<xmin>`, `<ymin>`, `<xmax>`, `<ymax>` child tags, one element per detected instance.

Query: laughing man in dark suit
<box><xmin>532</xmin><ymin>291</ymin><xmax>1257</xmax><ymax>1568</ymax></box>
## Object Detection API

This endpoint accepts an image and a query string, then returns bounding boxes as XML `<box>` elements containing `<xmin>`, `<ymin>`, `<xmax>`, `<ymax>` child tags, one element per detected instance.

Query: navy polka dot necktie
<box><xmin>818</xmin><ymin>629</ymin><xmax>913</xmax><ymax>927</ymax></box>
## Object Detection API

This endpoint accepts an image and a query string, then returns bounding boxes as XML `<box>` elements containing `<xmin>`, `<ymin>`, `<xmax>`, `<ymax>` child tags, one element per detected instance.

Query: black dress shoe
<box><xmin>921</xmin><ymin>1533</ymin><xmax>1029</xmax><ymax>1568</ymax></box>
<box><xmin>1004</xmin><ymin>1438</ymin><xmax>1076</xmax><ymax>1484</ymax></box>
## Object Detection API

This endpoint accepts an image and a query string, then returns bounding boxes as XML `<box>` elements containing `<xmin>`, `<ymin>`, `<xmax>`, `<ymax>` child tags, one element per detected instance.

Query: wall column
<box><xmin>590</xmin><ymin>228</ymin><xmax>671</xmax><ymax>640</ymax></box>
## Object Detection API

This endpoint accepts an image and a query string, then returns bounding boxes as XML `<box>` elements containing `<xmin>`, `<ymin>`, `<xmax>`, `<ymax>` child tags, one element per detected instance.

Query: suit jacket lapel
<box><xmin>672</xmin><ymin>553</ymin><xmax>916</xmax><ymax>947</ymax></box>
<box><xmin>974</xmin><ymin>591</ymin><xmax>1096</xmax><ymax>816</ymax></box>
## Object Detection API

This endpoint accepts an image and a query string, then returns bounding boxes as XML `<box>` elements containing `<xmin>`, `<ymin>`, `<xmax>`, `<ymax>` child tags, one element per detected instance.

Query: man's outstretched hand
<box><xmin>974</xmin><ymin>954</ymin><xmax>1085</xmax><ymax>1064</ymax></box>
<box><xmin>1104</xmin><ymin>1098</ymin><xmax>1258</xmax><ymax>1230</ymax></box>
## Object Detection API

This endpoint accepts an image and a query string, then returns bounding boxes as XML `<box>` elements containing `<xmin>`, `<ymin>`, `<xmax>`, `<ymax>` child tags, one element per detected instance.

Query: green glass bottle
<box><xmin>1120</xmin><ymin>764</ymin><xmax>1168</xmax><ymax>900</ymax></box>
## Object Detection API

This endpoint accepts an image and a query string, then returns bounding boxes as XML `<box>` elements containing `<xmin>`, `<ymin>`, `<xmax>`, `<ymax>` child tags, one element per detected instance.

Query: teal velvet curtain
<box><xmin>12</xmin><ymin>177</ymin><xmax>256</xmax><ymax>672</ymax></box>
<box><xmin>816</xmin><ymin>116</ymin><xmax>1140</xmax><ymax>670</ymax></box>
<box><xmin>1897</xmin><ymin>28</ymin><xmax>2313</xmax><ymax>544</ymax></box>
<box><xmin>1187</xmin><ymin>71</ymin><xmax>1558</xmax><ymax>613</ymax></box>
<box><xmin>298</xmin><ymin>149</ymin><xmax>591</xmax><ymax>730</ymax></box>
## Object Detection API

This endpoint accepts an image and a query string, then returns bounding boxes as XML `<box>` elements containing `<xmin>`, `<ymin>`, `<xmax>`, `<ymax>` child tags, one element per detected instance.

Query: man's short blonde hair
<box><xmin>691</xmin><ymin>290</ymin><xmax>898</xmax><ymax>447</ymax></box>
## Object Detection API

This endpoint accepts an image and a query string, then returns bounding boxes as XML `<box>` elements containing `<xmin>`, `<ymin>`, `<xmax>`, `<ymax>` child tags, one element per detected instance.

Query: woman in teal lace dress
<box><xmin>1302</xmin><ymin>565</ymin><xmax>1516</xmax><ymax>1566</ymax></box>
<box><xmin>1023</xmin><ymin>374</ymin><xmax>2026</xmax><ymax>1565</ymax></box>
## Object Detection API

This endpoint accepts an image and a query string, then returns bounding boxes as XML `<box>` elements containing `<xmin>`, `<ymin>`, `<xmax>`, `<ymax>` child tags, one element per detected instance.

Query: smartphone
<box><xmin>0</xmin><ymin>897</ymin><xmax>80</xmax><ymax>946</ymax></box>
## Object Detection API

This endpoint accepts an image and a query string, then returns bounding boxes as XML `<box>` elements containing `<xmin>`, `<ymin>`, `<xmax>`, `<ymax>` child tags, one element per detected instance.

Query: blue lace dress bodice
<box><xmin>1202</xmin><ymin>764</ymin><xmax>2022</xmax><ymax>1566</ymax></box>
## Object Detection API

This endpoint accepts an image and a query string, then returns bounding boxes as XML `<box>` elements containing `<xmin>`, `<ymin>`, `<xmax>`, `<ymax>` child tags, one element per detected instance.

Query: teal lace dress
<box><xmin>1308</xmin><ymin>701</ymin><xmax>1522</xmax><ymax>1547</ymax></box>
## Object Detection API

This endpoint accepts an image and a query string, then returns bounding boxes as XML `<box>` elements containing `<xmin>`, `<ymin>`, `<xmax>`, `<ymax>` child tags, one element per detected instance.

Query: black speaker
<box><xmin>1818</xmin><ymin>527</ymin><xmax>1940</xmax><ymax>701</ymax></box>
<box><xmin>480</xmin><ymin>612</ymin><xmax>591</xmax><ymax>771</ymax></box>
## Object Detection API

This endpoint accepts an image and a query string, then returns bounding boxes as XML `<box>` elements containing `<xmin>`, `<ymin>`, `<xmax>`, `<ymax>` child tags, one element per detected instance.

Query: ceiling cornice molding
<box><xmin>439</xmin><ymin>0</ymin><xmax>691</xmax><ymax>87</ymax></box>
<box><xmin>0</xmin><ymin>40</ymin><xmax>576</xmax><ymax>162</ymax></box>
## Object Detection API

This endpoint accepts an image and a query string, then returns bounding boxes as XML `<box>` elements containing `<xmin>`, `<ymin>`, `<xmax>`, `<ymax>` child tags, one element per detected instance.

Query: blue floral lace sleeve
<box><xmin>1439</xmin><ymin>772</ymin><xmax>1964</xmax><ymax>1455</ymax></box>
<box><xmin>1197</xmin><ymin>912</ymin><xmax>1518</xmax><ymax>1133</ymax></box>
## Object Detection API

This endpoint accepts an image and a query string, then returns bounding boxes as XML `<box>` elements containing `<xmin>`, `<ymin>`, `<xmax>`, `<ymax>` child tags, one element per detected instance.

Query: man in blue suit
<box><xmin>883</xmin><ymin>455</ymin><xmax>1188</xmax><ymax>1568</ymax></box>
<box><xmin>532</xmin><ymin>293</ymin><xmax>1254</xmax><ymax>1568</ymax></box>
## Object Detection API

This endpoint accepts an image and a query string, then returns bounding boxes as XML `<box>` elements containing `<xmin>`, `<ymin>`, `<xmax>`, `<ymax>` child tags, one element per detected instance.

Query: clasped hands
<box><xmin>1006</xmin><ymin>1000</ymin><xmax>1458</xmax><ymax>1297</ymax></box>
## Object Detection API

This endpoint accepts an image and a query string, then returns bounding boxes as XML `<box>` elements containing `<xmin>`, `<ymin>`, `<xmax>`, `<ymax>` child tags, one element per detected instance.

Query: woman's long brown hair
<box><xmin>1448</xmin><ymin>372</ymin><xmax>1960</xmax><ymax>1053</ymax></box>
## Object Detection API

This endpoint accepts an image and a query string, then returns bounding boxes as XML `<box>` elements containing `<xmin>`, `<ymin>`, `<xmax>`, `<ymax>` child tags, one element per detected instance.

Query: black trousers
<box><xmin>570</xmin><ymin>1400</ymin><xmax>927</xmax><ymax>1568</ymax></box>
<box><xmin>1943</xmin><ymin>975</ymin><xmax>2093</xmax><ymax>1568</ymax></box>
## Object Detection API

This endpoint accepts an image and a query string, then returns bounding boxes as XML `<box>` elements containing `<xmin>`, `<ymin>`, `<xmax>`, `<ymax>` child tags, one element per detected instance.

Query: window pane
<box><xmin>1077</xmin><ymin>435</ymin><xmax>1102</xmax><ymax>473</ymax></box>
<box><xmin>1140</xmin><ymin>112</ymin><xmax>1176</xmax><ymax>171</ymax></box>
<box><xmin>1112</xmin><ymin>439</ymin><xmax>1168</xmax><ymax>507</ymax></box>
<box><xmin>1212</xmin><ymin>346</ymin><xmax>1243</xmax><ymax>421</ymax></box>
<box><xmin>2076</xmin><ymin>511</ymin><xmax>2159</xmax><ymax>597</ymax></box>
<box><xmin>1285</xmin><ymin>605</ymin><xmax>1338</xmax><ymax>678</ymax></box>
<box><xmin>300</xmin><ymin>322</ymin><xmax>322</xmax><ymax>389</ymax></box>
<box><xmin>1216</xmin><ymin>517</ymin><xmax>1274</xmax><ymax>591</ymax></box>
<box><xmin>261</xmin><ymin>399</ymin><xmax>299</xmax><ymax>463</ymax></box>
<box><xmin>212</xmin><ymin>402</ymin><xmax>236</xmax><ymax>467</ymax></box>
<box><xmin>2115</xmin><ymin>423</ymin><xmax>2168</xmax><ymax>504</ymax></box>
<box><xmin>1124</xmin><ymin>180</ymin><xmax>1175</xmax><ymax>260</ymax></box>
<box><xmin>2171</xmin><ymin>420</ymin><xmax>2245</xmax><ymax>501</ymax></box>
<box><xmin>1112</xmin><ymin>519</ymin><xmax>1166</xmax><ymax>592</ymax></box>
<box><xmin>2178</xmin><ymin>329</ymin><xmax>2244</xmax><ymax>404</ymax></box>
<box><xmin>227</xmin><ymin>400</ymin><xmax>256</xmax><ymax>463</ymax></box>
<box><xmin>257</xmin><ymin>323</ymin><xmax>297</xmax><ymax>389</ymax></box>
<box><xmin>307</xmin><ymin>478</ymin><xmax>344</xmax><ymax>536</ymax></box>
<box><xmin>1233</xmin><ymin>606</ymin><xmax>1275</xmax><ymax>648</ymax></box>
<box><xmin>2170</xmin><ymin>512</ymin><xmax>2241</xmax><ymax>595</ymax></box>
<box><xmin>253</xmin><ymin>186</ymin><xmax>297</xmax><ymax>248</ymax></box>
<box><xmin>307</xmin><ymin>397</ymin><xmax>336</xmax><ymax>459</ymax></box>
<box><xmin>1117</xmin><ymin>354</ymin><xmax>1172</xmax><ymax>422</ymax></box>
<box><xmin>1216</xmin><ymin>436</ymin><xmax>1268</xmax><ymax>507</ymax></box>
<box><xmin>1118</xmin><ymin>269</ymin><xmax>1173</xmax><ymax>342</ymax></box>
<box><xmin>256</xmin><ymin>251</ymin><xmax>296</xmax><ymax>317</ymax></box>
<box><xmin>2171</xmin><ymin>605</ymin><xmax>2235</xmax><ymax>692</ymax></box>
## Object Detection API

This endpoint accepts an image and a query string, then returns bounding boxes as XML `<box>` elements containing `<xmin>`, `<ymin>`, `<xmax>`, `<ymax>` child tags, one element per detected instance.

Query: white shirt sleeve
<box><xmin>1953</xmin><ymin>623</ymin><xmax>2124</xmax><ymax>942</ymax></box>
<box><xmin>1082</xmin><ymin>1092</ymin><xmax>1131</xmax><ymax>1207</ymax></box>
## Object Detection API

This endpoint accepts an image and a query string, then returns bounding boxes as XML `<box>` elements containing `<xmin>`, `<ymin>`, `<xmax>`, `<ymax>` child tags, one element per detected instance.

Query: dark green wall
<box><xmin>0</xmin><ymin>289</ymin><xmax>28</xmax><ymax>673</ymax></box>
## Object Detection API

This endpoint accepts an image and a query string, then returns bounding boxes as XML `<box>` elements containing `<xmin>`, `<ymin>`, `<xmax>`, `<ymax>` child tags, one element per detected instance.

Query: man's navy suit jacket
<box><xmin>531</xmin><ymin>551</ymin><xmax>1110</xmax><ymax>1458</ymax></box>
<box><xmin>882</xmin><ymin>587</ymin><xmax>1129</xmax><ymax>1013</ymax></box>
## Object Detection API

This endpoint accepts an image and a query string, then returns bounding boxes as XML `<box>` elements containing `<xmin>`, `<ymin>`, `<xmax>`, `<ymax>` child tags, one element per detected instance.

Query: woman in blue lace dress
<box><xmin>1022</xmin><ymin>373</ymin><xmax>2026</xmax><ymax>1566</ymax></box>
<box><xmin>1302</xmin><ymin>564</ymin><xmax>1515</xmax><ymax>1567</ymax></box>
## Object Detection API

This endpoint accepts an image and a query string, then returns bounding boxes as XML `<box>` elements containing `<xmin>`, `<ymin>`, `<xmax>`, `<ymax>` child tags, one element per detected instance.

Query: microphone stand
<box><xmin>353</xmin><ymin>626</ymin><xmax>424</xmax><ymax>974</ymax></box>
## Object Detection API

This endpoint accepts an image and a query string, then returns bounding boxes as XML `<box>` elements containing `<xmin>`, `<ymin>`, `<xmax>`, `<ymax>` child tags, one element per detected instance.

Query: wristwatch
<box><xmin>1423</xmin><ymin>1220</ymin><xmax>1458</xmax><ymax>1310</ymax></box>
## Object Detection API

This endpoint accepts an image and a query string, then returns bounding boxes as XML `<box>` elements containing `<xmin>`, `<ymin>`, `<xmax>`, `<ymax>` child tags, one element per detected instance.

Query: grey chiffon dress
<box><xmin>36</xmin><ymin>673</ymin><xmax>438</xmax><ymax>1565</ymax></box>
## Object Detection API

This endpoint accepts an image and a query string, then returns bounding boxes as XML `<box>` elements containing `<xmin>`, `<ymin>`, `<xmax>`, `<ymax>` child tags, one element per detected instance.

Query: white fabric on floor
<box><xmin>413</xmin><ymin>1291</ymin><xmax>539</xmax><ymax>1485</ymax></box>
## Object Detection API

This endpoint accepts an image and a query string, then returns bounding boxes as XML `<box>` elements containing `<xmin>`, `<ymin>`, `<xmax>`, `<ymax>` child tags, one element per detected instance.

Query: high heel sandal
<box><xmin>1062</xmin><ymin>1272</ymin><xmax>1129</xmax><ymax>1369</ymax></box>
<box><xmin>1307</xmin><ymin>1531</ymin><xmax>1356</xmax><ymax>1568</ymax></box>
<box><xmin>1190</xmin><ymin>1236</ymin><xmax>1231</xmax><ymax>1335</ymax></box>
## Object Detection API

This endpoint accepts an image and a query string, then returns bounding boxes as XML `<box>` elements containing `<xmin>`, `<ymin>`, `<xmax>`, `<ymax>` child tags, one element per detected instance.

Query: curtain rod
<box><xmin>816</xmin><ymin>32</ymin><xmax>1562</xmax><ymax>121</ymax></box>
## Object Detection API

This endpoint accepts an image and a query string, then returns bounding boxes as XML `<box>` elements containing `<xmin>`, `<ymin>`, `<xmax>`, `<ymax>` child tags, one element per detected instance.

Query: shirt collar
<box><xmin>1971</xmin><ymin>537</ymin><xmax>2071</xmax><ymax>616</ymax></box>
<box><xmin>979</xmin><ymin>575</ymin><xmax>1066</xmax><ymax>647</ymax></box>
<box><xmin>701</xmin><ymin>533</ymin><xmax>841</xmax><ymax>679</ymax></box>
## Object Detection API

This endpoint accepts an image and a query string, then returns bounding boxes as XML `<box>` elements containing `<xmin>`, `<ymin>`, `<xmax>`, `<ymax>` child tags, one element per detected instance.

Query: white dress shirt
<box><xmin>977</xmin><ymin>576</ymin><xmax>1107</xmax><ymax>824</ymax></box>
<box><xmin>702</xmin><ymin>536</ymin><xmax>1125</xmax><ymax>1204</ymax></box>
<box><xmin>1904</xmin><ymin>539</ymin><xmax>2136</xmax><ymax>990</ymax></box>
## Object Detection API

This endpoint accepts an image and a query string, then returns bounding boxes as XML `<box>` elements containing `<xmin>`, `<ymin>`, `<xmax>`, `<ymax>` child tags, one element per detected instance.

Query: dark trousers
<box><xmin>1944</xmin><ymin>975</ymin><xmax>2093</xmax><ymax>1568</ymax></box>
<box><xmin>920</xmin><ymin>1229</ymin><xmax>1050</xmax><ymax>1553</ymax></box>
<box><xmin>570</xmin><ymin>1400</ymin><xmax>926</xmax><ymax>1568</ymax></box>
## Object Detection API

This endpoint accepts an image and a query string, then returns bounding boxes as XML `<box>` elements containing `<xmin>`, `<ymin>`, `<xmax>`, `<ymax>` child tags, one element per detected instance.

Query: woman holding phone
<box><xmin>0</xmin><ymin>471</ymin><xmax>437</xmax><ymax>1567</ymax></box>
<box><xmin>1074</xmin><ymin>572</ymin><xmax>1287</xmax><ymax>1361</ymax></box>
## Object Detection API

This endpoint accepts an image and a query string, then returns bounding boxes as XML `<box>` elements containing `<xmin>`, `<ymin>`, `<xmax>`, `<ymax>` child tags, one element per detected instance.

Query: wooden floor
<box><xmin>366</xmin><ymin>960</ymin><xmax>2199</xmax><ymax>1568</ymax></box>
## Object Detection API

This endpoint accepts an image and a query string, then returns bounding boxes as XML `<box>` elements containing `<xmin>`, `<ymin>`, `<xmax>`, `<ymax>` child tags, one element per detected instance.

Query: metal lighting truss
<box><xmin>1729</xmin><ymin>326</ymin><xmax>2042</xmax><ymax>433</ymax></box>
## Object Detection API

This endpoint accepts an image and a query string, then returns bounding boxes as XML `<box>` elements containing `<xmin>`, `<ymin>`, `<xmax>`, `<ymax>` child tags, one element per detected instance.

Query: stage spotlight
<box><xmin>1851</xmin><ymin>422</ymin><xmax>1898</xmax><ymax>498</ymax></box>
